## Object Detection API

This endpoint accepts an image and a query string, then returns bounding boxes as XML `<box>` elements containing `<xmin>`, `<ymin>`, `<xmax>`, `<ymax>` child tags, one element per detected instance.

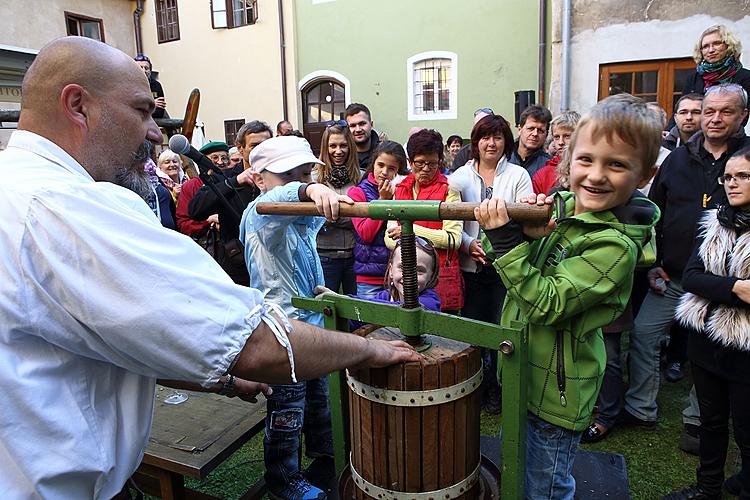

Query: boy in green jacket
<box><xmin>476</xmin><ymin>93</ymin><xmax>662</xmax><ymax>499</ymax></box>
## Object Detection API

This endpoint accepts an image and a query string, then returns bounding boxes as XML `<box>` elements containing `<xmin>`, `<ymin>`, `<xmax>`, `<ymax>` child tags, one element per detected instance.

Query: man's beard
<box><xmin>114</xmin><ymin>141</ymin><xmax>153</xmax><ymax>201</ymax></box>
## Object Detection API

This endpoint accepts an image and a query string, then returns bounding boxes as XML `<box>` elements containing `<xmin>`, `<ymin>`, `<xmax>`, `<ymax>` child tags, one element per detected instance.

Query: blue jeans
<box><xmin>356</xmin><ymin>281</ymin><xmax>383</xmax><ymax>298</ymax></box>
<box><xmin>525</xmin><ymin>413</ymin><xmax>582</xmax><ymax>500</ymax></box>
<box><xmin>624</xmin><ymin>279</ymin><xmax>684</xmax><ymax>421</ymax></box>
<box><xmin>319</xmin><ymin>254</ymin><xmax>356</xmax><ymax>295</ymax></box>
<box><xmin>264</xmin><ymin>377</ymin><xmax>334</xmax><ymax>489</ymax></box>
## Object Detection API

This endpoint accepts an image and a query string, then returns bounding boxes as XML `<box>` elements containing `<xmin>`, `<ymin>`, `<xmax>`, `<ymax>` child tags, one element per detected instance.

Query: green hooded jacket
<box><xmin>483</xmin><ymin>192</ymin><xmax>659</xmax><ymax>431</ymax></box>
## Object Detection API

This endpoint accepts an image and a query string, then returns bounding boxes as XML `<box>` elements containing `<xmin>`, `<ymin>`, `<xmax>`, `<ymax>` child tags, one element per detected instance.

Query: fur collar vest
<box><xmin>676</xmin><ymin>210</ymin><xmax>750</xmax><ymax>351</ymax></box>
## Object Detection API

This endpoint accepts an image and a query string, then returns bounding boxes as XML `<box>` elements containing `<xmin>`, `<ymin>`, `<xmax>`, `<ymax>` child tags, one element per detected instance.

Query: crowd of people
<box><xmin>1</xmin><ymin>22</ymin><xmax>750</xmax><ymax>500</ymax></box>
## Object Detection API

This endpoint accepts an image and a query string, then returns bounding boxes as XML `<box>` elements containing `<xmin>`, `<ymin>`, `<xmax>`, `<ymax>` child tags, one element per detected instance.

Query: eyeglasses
<box><xmin>412</xmin><ymin>160</ymin><xmax>440</xmax><ymax>169</ymax></box>
<box><xmin>134</xmin><ymin>55</ymin><xmax>151</xmax><ymax>62</ymax></box>
<box><xmin>701</xmin><ymin>41</ymin><xmax>727</xmax><ymax>52</ymax></box>
<box><xmin>474</xmin><ymin>107</ymin><xmax>494</xmax><ymax>116</ymax></box>
<box><xmin>718</xmin><ymin>173</ymin><xmax>750</xmax><ymax>184</ymax></box>
<box><xmin>208</xmin><ymin>154</ymin><xmax>230</xmax><ymax>162</ymax></box>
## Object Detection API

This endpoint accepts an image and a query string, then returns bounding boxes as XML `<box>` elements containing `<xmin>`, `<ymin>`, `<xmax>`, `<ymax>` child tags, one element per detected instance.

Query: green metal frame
<box><xmin>290</xmin><ymin>200</ymin><xmax>529</xmax><ymax>499</ymax></box>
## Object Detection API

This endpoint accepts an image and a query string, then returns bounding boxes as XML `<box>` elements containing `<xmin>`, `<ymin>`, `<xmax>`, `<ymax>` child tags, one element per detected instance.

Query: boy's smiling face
<box><xmin>569</xmin><ymin>123</ymin><xmax>654</xmax><ymax>215</ymax></box>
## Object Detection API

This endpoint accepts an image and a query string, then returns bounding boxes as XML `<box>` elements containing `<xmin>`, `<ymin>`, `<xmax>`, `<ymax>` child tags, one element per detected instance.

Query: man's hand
<box><xmin>230</xmin><ymin>378</ymin><xmax>273</xmax><ymax>403</ymax></box>
<box><xmin>236</xmin><ymin>169</ymin><xmax>256</xmax><ymax>186</ymax></box>
<box><xmin>314</xmin><ymin>285</ymin><xmax>340</xmax><ymax>299</ymax></box>
<box><xmin>732</xmin><ymin>279</ymin><xmax>750</xmax><ymax>304</ymax></box>
<box><xmin>307</xmin><ymin>184</ymin><xmax>354</xmax><ymax>220</ymax></box>
<box><xmin>468</xmin><ymin>239</ymin><xmax>487</xmax><ymax>264</ymax></box>
<box><xmin>378</xmin><ymin>179</ymin><xmax>395</xmax><ymax>200</ymax></box>
<box><xmin>387</xmin><ymin>225</ymin><xmax>402</xmax><ymax>241</ymax></box>
<box><xmin>647</xmin><ymin>267</ymin><xmax>670</xmax><ymax>294</ymax></box>
<box><xmin>154</xmin><ymin>96</ymin><xmax>166</xmax><ymax>109</ymax></box>
<box><xmin>517</xmin><ymin>193</ymin><xmax>556</xmax><ymax>240</ymax></box>
<box><xmin>355</xmin><ymin>339</ymin><xmax>421</xmax><ymax>369</ymax></box>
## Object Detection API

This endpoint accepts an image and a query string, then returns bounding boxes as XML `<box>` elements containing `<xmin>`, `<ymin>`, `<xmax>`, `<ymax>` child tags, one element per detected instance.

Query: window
<box><xmin>407</xmin><ymin>51</ymin><xmax>458</xmax><ymax>121</ymax></box>
<box><xmin>599</xmin><ymin>58</ymin><xmax>695</xmax><ymax>115</ymax></box>
<box><xmin>65</xmin><ymin>12</ymin><xmax>104</xmax><ymax>41</ymax></box>
<box><xmin>224</xmin><ymin>119</ymin><xmax>246</xmax><ymax>146</ymax></box>
<box><xmin>211</xmin><ymin>0</ymin><xmax>258</xmax><ymax>29</ymax></box>
<box><xmin>155</xmin><ymin>0</ymin><xmax>180</xmax><ymax>43</ymax></box>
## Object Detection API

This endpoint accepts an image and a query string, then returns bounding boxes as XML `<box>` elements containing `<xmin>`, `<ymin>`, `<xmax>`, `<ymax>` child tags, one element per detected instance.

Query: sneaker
<box><xmin>661</xmin><ymin>484</ymin><xmax>720</xmax><ymax>500</ymax></box>
<box><xmin>302</xmin><ymin>456</ymin><xmax>336</xmax><ymax>493</ymax></box>
<box><xmin>665</xmin><ymin>362</ymin><xmax>685</xmax><ymax>382</ymax></box>
<box><xmin>678</xmin><ymin>424</ymin><xmax>700</xmax><ymax>456</ymax></box>
<box><xmin>267</xmin><ymin>474</ymin><xmax>327</xmax><ymax>500</ymax></box>
<box><xmin>723</xmin><ymin>472</ymin><xmax>742</xmax><ymax>496</ymax></box>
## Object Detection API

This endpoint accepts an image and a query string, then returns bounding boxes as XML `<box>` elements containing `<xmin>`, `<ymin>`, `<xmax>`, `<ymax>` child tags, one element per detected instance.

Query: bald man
<box><xmin>0</xmin><ymin>37</ymin><xmax>418</xmax><ymax>498</ymax></box>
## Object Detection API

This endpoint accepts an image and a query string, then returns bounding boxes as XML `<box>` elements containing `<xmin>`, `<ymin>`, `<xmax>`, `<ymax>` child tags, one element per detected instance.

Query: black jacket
<box><xmin>649</xmin><ymin>130</ymin><xmax>750</xmax><ymax>279</ymax></box>
<box><xmin>149</xmin><ymin>78</ymin><xmax>165</xmax><ymax>119</ymax></box>
<box><xmin>509</xmin><ymin>140</ymin><xmax>552</xmax><ymax>179</ymax></box>
<box><xmin>683</xmin><ymin>232</ymin><xmax>750</xmax><ymax>382</ymax></box>
<box><xmin>682</xmin><ymin>67</ymin><xmax>750</xmax><ymax>97</ymax></box>
<box><xmin>356</xmin><ymin>130</ymin><xmax>381</xmax><ymax>172</ymax></box>
<box><xmin>662</xmin><ymin>126</ymin><xmax>682</xmax><ymax>151</ymax></box>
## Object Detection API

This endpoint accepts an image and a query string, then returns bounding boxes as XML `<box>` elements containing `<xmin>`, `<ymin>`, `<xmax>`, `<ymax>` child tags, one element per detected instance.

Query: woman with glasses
<box><xmin>665</xmin><ymin>147</ymin><xmax>750</xmax><ymax>500</ymax></box>
<box><xmin>385</xmin><ymin>129</ymin><xmax>463</xmax><ymax>312</ymax></box>
<box><xmin>681</xmin><ymin>25</ymin><xmax>750</xmax><ymax>103</ymax></box>
<box><xmin>449</xmin><ymin>114</ymin><xmax>533</xmax><ymax>413</ymax></box>
<box><xmin>313</xmin><ymin>125</ymin><xmax>361</xmax><ymax>295</ymax></box>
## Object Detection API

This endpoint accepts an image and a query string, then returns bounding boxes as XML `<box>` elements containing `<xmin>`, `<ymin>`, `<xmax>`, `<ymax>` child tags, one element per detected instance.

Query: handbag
<box><xmin>435</xmin><ymin>232</ymin><xmax>465</xmax><ymax>311</ymax></box>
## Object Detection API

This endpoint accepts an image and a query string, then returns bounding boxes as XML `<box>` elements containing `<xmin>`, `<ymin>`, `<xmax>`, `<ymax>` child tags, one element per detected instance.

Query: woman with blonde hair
<box><xmin>156</xmin><ymin>149</ymin><xmax>187</xmax><ymax>203</ymax></box>
<box><xmin>682</xmin><ymin>25</ymin><xmax>750</xmax><ymax>98</ymax></box>
<box><xmin>313</xmin><ymin>124</ymin><xmax>361</xmax><ymax>294</ymax></box>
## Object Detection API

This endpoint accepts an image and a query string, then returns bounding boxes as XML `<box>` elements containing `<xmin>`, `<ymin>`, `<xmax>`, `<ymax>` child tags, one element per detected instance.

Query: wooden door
<box><xmin>301</xmin><ymin>79</ymin><xmax>346</xmax><ymax>156</ymax></box>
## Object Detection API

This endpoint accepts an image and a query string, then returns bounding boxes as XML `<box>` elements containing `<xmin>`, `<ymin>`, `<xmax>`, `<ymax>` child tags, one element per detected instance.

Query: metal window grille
<box><xmin>155</xmin><ymin>0</ymin><xmax>180</xmax><ymax>43</ymax></box>
<box><xmin>413</xmin><ymin>58</ymin><xmax>451</xmax><ymax>114</ymax></box>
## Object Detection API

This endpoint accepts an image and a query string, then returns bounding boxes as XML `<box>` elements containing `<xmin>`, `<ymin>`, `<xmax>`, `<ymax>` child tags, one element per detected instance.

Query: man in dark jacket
<box><xmin>620</xmin><ymin>84</ymin><xmax>749</xmax><ymax>438</ymax></box>
<box><xmin>663</xmin><ymin>93</ymin><xmax>704</xmax><ymax>151</ymax></box>
<box><xmin>509</xmin><ymin>105</ymin><xmax>552</xmax><ymax>178</ymax></box>
<box><xmin>345</xmin><ymin>103</ymin><xmax>380</xmax><ymax>171</ymax></box>
<box><xmin>188</xmin><ymin>122</ymin><xmax>271</xmax><ymax>285</ymax></box>
<box><xmin>134</xmin><ymin>55</ymin><xmax>166</xmax><ymax>119</ymax></box>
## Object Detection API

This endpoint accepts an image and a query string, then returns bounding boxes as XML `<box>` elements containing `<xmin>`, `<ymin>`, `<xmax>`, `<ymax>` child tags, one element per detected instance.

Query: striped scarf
<box><xmin>697</xmin><ymin>55</ymin><xmax>742</xmax><ymax>90</ymax></box>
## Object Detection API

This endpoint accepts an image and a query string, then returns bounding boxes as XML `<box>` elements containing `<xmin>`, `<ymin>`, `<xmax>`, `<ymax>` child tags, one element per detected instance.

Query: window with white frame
<box><xmin>407</xmin><ymin>51</ymin><xmax>457</xmax><ymax>121</ymax></box>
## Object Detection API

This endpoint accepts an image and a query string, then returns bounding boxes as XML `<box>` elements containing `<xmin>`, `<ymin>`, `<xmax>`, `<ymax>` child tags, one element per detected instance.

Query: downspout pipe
<box><xmin>560</xmin><ymin>0</ymin><xmax>572</xmax><ymax>111</ymax></box>
<box><xmin>538</xmin><ymin>0</ymin><xmax>547</xmax><ymax>106</ymax></box>
<box><xmin>278</xmin><ymin>0</ymin><xmax>289</xmax><ymax>121</ymax></box>
<box><xmin>133</xmin><ymin>0</ymin><xmax>144</xmax><ymax>56</ymax></box>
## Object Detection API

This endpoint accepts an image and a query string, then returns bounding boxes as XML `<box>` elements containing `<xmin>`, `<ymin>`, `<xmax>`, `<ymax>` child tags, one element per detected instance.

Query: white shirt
<box><xmin>0</xmin><ymin>131</ymin><xmax>278</xmax><ymax>498</ymax></box>
<box><xmin>448</xmin><ymin>157</ymin><xmax>533</xmax><ymax>272</ymax></box>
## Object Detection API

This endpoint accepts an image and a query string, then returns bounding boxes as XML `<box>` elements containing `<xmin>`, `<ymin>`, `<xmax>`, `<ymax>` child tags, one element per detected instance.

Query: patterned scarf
<box><xmin>717</xmin><ymin>203</ymin><xmax>750</xmax><ymax>231</ymax></box>
<box><xmin>697</xmin><ymin>55</ymin><xmax>742</xmax><ymax>90</ymax></box>
<box><xmin>327</xmin><ymin>165</ymin><xmax>352</xmax><ymax>188</ymax></box>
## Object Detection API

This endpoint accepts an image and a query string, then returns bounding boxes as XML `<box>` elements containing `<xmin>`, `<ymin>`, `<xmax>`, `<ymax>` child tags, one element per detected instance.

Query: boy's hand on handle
<box><xmin>517</xmin><ymin>193</ymin><xmax>557</xmax><ymax>240</ymax></box>
<box><xmin>475</xmin><ymin>198</ymin><xmax>511</xmax><ymax>230</ymax></box>
<box><xmin>387</xmin><ymin>225</ymin><xmax>402</xmax><ymax>241</ymax></box>
<box><xmin>314</xmin><ymin>285</ymin><xmax>340</xmax><ymax>299</ymax></box>
<box><xmin>648</xmin><ymin>267</ymin><xmax>670</xmax><ymax>294</ymax></box>
<box><xmin>732</xmin><ymin>279</ymin><xmax>750</xmax><ymax>304</ymax></box>
<box><xmin>469</xmin><ymin>239</ymin><xmax>488</xmax><ymax>264</ymax></box>
<box><xmin>378</xmin><ymin>179</ymin><xmax>395</xmax><ymax>200</ymax></box>
<box><xmin>306</xmin><ymin>184</ymin><xmax>353</xmax><ymax>221</ymax></box>
<box><xmin>355</xmin><ymin>338</ymin><xmax>422</xmax><ymax>369</ymax></box>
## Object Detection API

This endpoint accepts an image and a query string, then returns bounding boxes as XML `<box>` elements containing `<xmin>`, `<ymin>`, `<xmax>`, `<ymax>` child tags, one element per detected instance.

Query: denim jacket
<box><xmin>240</xmin><ymin>182</ymin><xmax>325</xmax><ymax>327</ymax></box>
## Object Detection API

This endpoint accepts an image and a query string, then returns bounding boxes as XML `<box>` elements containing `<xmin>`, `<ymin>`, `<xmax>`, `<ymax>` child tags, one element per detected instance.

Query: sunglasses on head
<box><xmin>134</xmin><ymin>55</ymin><xmax>150</xmax><ymax>62</ymax></box>
<box><xmin>326</xmin><ymin>119</ymin><xmax>347</xmax><ymax>129</ymax></box>
<box><xmin>474</xmin><ymin>107</ymin><xmax>494</xmax><ymax>116</ymax></box>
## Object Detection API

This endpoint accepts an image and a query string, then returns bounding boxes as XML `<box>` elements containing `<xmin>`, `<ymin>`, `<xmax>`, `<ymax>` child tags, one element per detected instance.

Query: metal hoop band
<box><xmin>345</xmin><ymin>368</ymin><xmax>482</xmax><ymax>407</ymax></box>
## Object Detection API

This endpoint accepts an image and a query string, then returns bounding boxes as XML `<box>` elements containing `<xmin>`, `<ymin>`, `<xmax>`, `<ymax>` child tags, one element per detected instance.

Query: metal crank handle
<box><xmin>255</xmin><ymin>201</ymin><xmax>551</xmax><ymax>224</ymax></box>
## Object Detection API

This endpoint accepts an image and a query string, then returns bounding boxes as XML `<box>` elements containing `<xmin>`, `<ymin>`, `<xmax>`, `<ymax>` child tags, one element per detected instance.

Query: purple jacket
<box><xmin>352</xmin><ymin>176</ymin><xmax>390</xmax><ymax>278</ymax></box>
<box><xmin>349</xmin><ymin>288</ymin><xmax>441</xmax><ymax>330</ymax></box>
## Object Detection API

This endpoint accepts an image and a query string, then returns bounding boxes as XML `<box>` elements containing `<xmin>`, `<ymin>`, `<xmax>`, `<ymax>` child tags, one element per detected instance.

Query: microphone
<box><xmin>168</xmin><ymin>134</ymin><xmax>226</xmax><ymax>178</ymax></box>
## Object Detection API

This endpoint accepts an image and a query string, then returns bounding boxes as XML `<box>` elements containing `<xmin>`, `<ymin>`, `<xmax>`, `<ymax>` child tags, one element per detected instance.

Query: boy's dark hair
<box><xmin>236</xmin><ymin>120</ymin><xmax>273</xmax><ymax>147</ymax></box>
<box><xmin>446</xmin><ymin>135</ymin><xmax>463</xmax><ymax>147</ymax></box>
<box><xmin>470</xmin><ymin>114</ymin><xmax>514</xmax><ymax>162</ymax></box>
<box><xmin>406</xmin><ymin>129</ymin><xmax>444</xmax><ymax>162</ymax></box>
<box><xmin>365</xmin><ymin>141</ymin><xmax>409</xmax><ymax>177</ymax></box>
<box><xmin>519</xmin><ymin>105</ymin><xmax>553</xmax><ymax>128</ymax></box>
<box><xmin>674</xmin><ymin>93</ymin><xmax>704</xmax><ymax>113</ymax></box>
<box><xmin>344</xmin><ymin>103</ymin><xmax>372</xmax><ymax>120</ymax></box>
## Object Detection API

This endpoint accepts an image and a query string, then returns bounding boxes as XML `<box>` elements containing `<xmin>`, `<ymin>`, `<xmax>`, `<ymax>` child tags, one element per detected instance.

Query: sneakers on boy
<box><xmin>267</xmin><ymin>474</ymin><xmax>327</xmax><ymax>500</ymax></box>
<box><xmin>302</xmin><ymin>456</ymin><xmax>336</xmax><ymax>494</ymax></box>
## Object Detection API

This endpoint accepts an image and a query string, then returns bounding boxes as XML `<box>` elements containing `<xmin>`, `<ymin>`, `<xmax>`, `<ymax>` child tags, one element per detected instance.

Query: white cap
<box><xmin>249</xmin><ymin>136</ymin><xmax>323</xmax><ymax>174</ymax></box>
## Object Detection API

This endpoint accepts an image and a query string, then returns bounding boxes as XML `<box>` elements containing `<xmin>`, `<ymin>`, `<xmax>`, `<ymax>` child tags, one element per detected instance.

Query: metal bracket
<box><xmin>345</xmin><ymin>368</ymin><xmax>482</xmax><ymax>408</ymax></box>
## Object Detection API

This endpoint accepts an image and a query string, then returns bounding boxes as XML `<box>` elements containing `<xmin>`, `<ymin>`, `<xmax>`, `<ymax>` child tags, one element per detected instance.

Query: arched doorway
<box><xmin>301</xmin><ymin>78</ymin><xmax>346</xmax><ymax>156</ymax></box>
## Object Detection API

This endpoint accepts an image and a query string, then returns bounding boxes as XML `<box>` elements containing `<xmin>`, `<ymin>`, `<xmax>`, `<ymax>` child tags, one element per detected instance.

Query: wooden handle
<box><xmin>255</xmin><ymin>202</ymin><xmax>551</xmax><ymax>223</ymax></box>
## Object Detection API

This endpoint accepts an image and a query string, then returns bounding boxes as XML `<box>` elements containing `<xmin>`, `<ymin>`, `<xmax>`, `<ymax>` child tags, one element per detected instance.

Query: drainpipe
<box><xmin>277</xmin><ymin>0</ymin><xmax>289</xmax><ymax>121</ymax></box>
<box><xmin>133</xmin><ymin>0</ymin><xmax>144</xmax><ymax>56</ymax></box>
<box><xmin>538</xmin><ymin>0</ymin><xmax>547</xmax><ymax>106</ymax></box>
<box><xmin>560</xmin><ymin>0</ymin><xmax>572</xmax><ymax>111</ymax></box>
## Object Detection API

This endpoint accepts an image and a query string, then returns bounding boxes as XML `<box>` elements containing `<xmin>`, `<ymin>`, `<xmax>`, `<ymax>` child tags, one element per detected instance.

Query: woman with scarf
<box><xmin>385</xmin><ymin>129</ymin><xmax>462</xmax><ymax>312</ymax></box>
<box><xmin>682</xmin><ymin>25</ymin><xmax>750</xmax><ymax>114</ymax></box>
<box><xmin>156</xmin><ymin>149</ymin><xmax>188</xmax><ymax>203</ymax></box>
<box><xmin>666</xmin><ymin>147</ymin><xmax>750</xmax><ymax>500</ymax></box>
<box><xmin>313</xmin><ymin>125</ymin><xmax>361</xmax><ymax>294</ymax></box>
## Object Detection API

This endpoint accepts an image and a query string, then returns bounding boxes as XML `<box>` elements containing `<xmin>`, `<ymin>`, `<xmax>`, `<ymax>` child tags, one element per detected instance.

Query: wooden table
<box><xmin>133</xmin><ymin>386</ymin><xmax>267</xmax><ymax>499</ymax></box>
